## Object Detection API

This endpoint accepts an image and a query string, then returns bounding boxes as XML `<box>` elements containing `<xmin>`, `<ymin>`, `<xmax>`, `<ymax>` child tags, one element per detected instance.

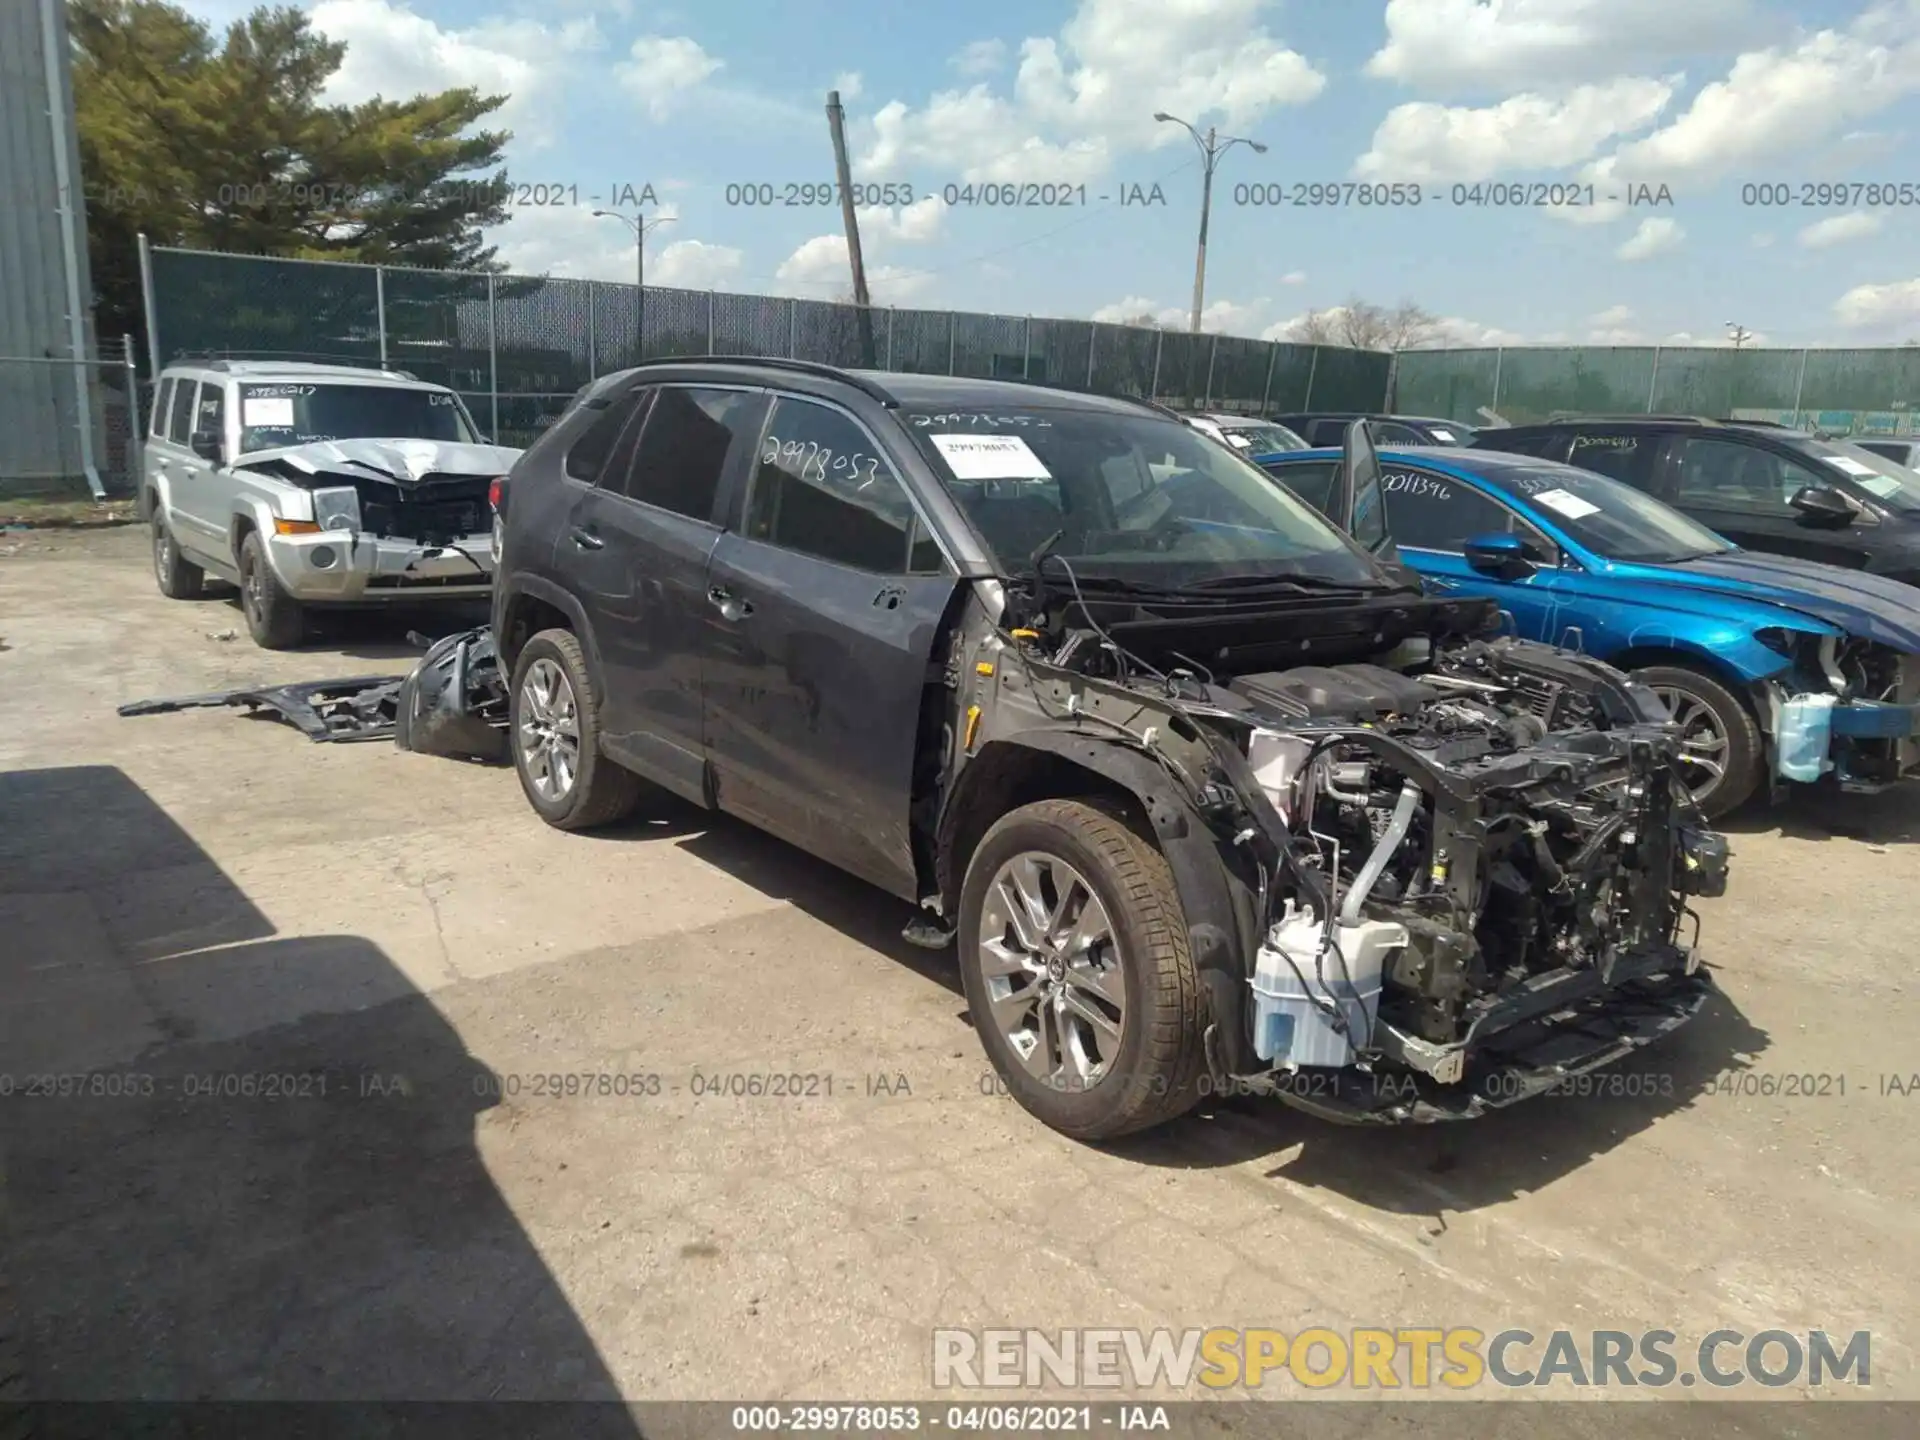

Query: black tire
<box><xmin>508</xmin><ymin>628</ymin><xmax>644</xmax><ymax>830</ymax></box>
<box><xmin>236</xmin><ymin>529</ymin><xmax>304</xmax><ymax>649</ymax></box>
<box><xmin>958</xmin><ymin>797</ymin><xmax>1207</xmax><ymax>1141</ymax></box>
<box><xmin>151</xmin><ymin>512</ymin><xmax>203</xmax><ymax>599</ymax></box>
<box><xmin>1633</xmin><ymin>663</ymin><xmax>1763</xmax><ymax>819</ymax></box>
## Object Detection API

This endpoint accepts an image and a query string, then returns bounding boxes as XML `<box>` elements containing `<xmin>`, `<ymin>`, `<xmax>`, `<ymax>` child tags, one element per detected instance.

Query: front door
<box><xmin>1658</xmin><ymin>435</ymin><xmax>1876</xmax><ymax>568</ymax></box>
<box><xmin>702</xmin><ymin>394</ymin><xmax>957</xmax><ymax>898</ymax></box>
<box><xmin>165</xmin><ymin>379</ymin><xmax>227</xmax><ymax>562</ymax></box>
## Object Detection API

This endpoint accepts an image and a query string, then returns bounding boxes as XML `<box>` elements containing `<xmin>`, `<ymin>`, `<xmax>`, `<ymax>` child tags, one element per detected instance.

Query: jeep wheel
<box><xmin>236</xmin><ymin>530</ymin><xmax>305</xmax><ymax>649</ymax></box>
<box><xmin>509</xmin><ymin>628</ymin><xmax>643</xmax><ymax>830</ymax></box>
<box><xmin>151</xmin><ymin>515</ymin><xmax>203</xmax><ymax>599</ymax></box>
<box><xmin>1634</xmin><ymin>664</ymin><xmax>1762</xmax><ymax>819</ymax></box>
<box><xmin>958</xmin><ymin>798</ymin><xmax>1206</xmax><ymax>1141</ymax></box>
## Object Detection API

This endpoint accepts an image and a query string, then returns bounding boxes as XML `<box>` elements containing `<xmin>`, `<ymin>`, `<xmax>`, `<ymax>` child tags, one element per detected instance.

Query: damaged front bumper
<box><xmin>265</xmin><ymin>529</ymin><xmax>493</xmax><ymax>605</ymax></box>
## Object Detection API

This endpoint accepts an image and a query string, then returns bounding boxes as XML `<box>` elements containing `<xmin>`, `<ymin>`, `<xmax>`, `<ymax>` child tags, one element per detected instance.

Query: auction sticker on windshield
<box><xmin>1532</xmin><ymin>488</ymin><xmax>1602</xmax><ymax>519</ymax></box>
<box><xmin>1826</xmin><ymin>456</ymin><xmax>1880</xmax><ymax>477</ymax></box>
<box><xmin>931</xmin><ymin>433</ymin><xmax>1052</xmax><ymax>480</ymax></box>
<box><xmin>243</xmin><ymin>396</ymin><xmax>295</xmax><ymax>427</ymax></box>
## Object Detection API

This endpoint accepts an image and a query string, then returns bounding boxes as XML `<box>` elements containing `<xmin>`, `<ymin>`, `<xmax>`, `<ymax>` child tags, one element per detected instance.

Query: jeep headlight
<box><xmin>312</xmin><ymin>486</ymin><xmax>361</xmax><ymax>533</ymax></box>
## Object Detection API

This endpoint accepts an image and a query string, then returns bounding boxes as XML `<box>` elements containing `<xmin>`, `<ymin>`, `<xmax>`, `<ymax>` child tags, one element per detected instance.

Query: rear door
<box><xmin>1656</xmin><ymin>434</ymin><xmax>1874</xmax><ymax>566</ymax></box>
<box><xmin>559</xmin><ymin>383</ymin><xmax>767</xmax><ymax>803</ymax></box>
<box><xmin>702</xmin><ymin>392</ymin><xmax>958</xmax><ymax>899</ymax></box>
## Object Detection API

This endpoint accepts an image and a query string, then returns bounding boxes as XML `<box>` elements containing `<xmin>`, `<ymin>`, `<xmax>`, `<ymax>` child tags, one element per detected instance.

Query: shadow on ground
<box><xmin>0</xmin><ymin>766</ymin><xmax>639</xmax><ymax>1431</ymax></box>
<box><xmin>1719</xmin><ymin>781</ymin><xmax>1920</xmax><ymax>847</ymax></box>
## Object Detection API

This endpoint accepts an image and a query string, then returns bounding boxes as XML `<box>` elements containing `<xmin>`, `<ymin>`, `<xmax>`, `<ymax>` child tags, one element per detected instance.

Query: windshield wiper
<box><xmin>1180</xmin><ymin>572</ymin><xmax>1400</xmax><ymax>595</ymax></box>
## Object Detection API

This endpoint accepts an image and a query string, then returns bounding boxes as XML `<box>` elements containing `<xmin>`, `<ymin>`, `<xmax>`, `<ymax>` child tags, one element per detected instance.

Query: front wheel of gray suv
<box><xmin>958</xmin><ymin>798</ymin><xmax>1208</xmax><ymax>1141</ymax></box>
<box><xmin>236</xmin><ymin>530</ymin><xmax>304</xmax><ymax>648</ymax></box>
<box><xmin>508</xmin><ymin>628</ymin><xmax>644</xmax><ymax>830</ymax></box>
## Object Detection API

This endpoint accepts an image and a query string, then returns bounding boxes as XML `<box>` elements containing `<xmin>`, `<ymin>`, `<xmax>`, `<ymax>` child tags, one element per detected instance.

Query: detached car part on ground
<box><xmin>142</xmin><ymin>360</ymin><xmax>516</xmax><ymax>649</ymax></box>
<box><xmin>1258</xmin><ymin>444</ymin><xmax>1920</xmax><ymax>819</ymax></box>
<box><xmin>490</xmin><ymin>361</ymin><xmax>1728</xmax><ymax>1141</ymax></box>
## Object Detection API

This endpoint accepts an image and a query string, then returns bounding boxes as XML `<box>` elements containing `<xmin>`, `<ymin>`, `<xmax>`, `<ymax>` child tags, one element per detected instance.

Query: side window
<box><xmin>614</xmin><ymin>386</ymin><xmax>762</xmax><ymax>521</ymax></box>
<box><xmin>1487</xmin><ymin>430</ymin><xmax>1572</xmax><ymax>462</ymax></box>
<box><xmin>1566</xmin><ymin>431</ymin><xmax>1650</xmax><ymax>486</ymax></box>
<box><xmin>564</xmin><ymin>387</ymin><xmax>649</xmax><ymax>484</ymax></box>
<box><xmin>1264</xmin><ymin>460</ymin><xmax>1339</xmax><ymax>516</ymax></box>
<box><xmin>1372</xmin><ymin>421</ymin><xmax>1424</xmax><ymax>444</ymax></box>
<box><xmin>151</xmin><ymin>378</ymin><xmax>175</xmax><ymax>438</ymax></box>
<box><xmin>194</xmin><ymin>384</ymin><xmax>225</xmax><ymax>445</ymax></box>
<box><xmin>1379</xmin><ymin>469</ymin><xmax>1514</xmax><ymax>552</ymax></box>
<box><xmin>168</xmin><ymin>380</ymin><xmax>198</xmax><ymax>443</ymax></box>
<box><xmin>1668</xmin><ymin>437</ymin><xmax>1808</xmax><ymax>515</ymax></box>
<box><xmin>746</xmin><ymin>396</ymin><xmax>919</xmax><ymax>573</ymax></box>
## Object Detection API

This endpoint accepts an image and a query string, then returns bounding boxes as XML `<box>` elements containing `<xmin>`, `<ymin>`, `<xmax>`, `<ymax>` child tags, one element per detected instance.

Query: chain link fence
<box><xmin>1393</xmin><ymin>345</ymin><xmax>1920</xmax><ymax>436</ymax></box>
<box><xmin>143</xmin><ymin>244</ymin><xmax>1393</xmax><ymax>449</ymax></box>
<box><xmin>0</xmin><ymin>340</ymin><xmax>142</xmax><ymax>498</ymax></box>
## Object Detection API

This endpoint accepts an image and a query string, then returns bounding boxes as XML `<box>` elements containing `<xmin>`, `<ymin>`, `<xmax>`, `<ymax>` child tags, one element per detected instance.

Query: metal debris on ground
<box><xmin>115</xmin><ymin>626</ymin><xmax>508</xmax><ymax>760</ymax></box>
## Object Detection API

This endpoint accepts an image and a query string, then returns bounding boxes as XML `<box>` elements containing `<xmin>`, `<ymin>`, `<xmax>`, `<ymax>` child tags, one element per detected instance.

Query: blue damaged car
<box><xmin>1256</xmin><ymin>444</ymin><xmax>1920</xmax><ymax>818</ymax></box>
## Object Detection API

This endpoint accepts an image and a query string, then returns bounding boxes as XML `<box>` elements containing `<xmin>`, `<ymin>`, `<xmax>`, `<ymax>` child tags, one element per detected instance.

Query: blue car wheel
<box><xmin>1634</xmin><ymin>664</ymin><xmax>1764</xmax><ymax>819</ymax></box>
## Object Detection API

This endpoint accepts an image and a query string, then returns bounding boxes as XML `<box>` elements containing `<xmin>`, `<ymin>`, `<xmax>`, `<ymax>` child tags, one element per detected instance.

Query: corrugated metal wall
<box><xmin>0</xmin><ymin>0</ymin><xmax>106</xmax><ymax>491</ymax></box>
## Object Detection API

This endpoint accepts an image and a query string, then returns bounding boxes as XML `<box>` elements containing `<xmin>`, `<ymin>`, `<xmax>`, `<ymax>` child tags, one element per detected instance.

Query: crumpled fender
<box><xmin>393</xmin><ymin>626</ymin><xmax>510</xmax><ymax>762</ymax></box>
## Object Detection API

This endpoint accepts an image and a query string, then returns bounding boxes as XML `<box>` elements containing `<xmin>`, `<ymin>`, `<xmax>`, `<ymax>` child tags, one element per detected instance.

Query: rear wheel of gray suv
<box><xmin>509</xmin><ymin>628</ymin><xmax>643</xmax><ymax>830</ymax></box>
<box><xmin>958</xmin><ymin>798</ymin><xmax>1206</xmax><ymax>1141</ymax></box>
<box><xmin>1634</xmin><ymin>664</ymin><xmax>1762</xmax><ymax>819</ymax></box>
<box><xmin>151</xmin><ymin>514</ymin><xmax>203</xmax><ymax>599</ymax></box>
<box><xmin>236</xmin><ymin>530</ymin><xmax>305</xmax><ymax>649</ymax></box>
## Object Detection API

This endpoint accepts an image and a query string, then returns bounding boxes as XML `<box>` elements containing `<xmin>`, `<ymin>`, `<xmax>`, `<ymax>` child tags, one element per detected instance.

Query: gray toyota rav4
<box><xmin>492</xmin><ymin>358</ymin><xmax>1727</xmax><ymax>1140</ymax></box>
<box><xmin>143</xmin><ymin>359</ymin><xmax>518</xmax><ymax>648</ymax></box>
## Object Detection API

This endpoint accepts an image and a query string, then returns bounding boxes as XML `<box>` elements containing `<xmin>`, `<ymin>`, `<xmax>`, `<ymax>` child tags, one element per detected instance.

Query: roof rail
<box><xmin>612</xmin><ymin>353</ymin><xmax>902</xmax><ymax>407</ymax></box>
<box><xmin>1545</xmin><ymin>412</ymin><xmax>1713</xmax><ymax>424</ymax></box>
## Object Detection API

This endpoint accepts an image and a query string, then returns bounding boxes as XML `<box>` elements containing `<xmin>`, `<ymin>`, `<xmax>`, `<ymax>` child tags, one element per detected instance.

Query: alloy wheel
<box><xmin>1651</xmin><ymin>684</ymin><xmax>1730</xmax><ymax>806</ymax></box>
<box><xmin>518</xmin><ymin>657</ymin><xmax>581</xmax><ymax>801</ymax></box>
<box><xmin>152</xmin><ymin>523</ymin><xmax>173</xmax><ymax>585</ymax></box>
<box><xmin>977</xmin><ymin>851</ymin><xmax>1127</xmax><ymax>1088</ymax></box>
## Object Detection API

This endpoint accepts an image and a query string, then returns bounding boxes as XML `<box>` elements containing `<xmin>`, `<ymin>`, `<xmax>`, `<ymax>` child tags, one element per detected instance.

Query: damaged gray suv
<box><xmin>143</xmin><ymin>360</ymin><xmax>518</xmax><ymax>648</ymax></box>
<box><xmin>492</xmin><ymin>359</ymin><xmax>1728</xmax><ymax>1140</ymax></box>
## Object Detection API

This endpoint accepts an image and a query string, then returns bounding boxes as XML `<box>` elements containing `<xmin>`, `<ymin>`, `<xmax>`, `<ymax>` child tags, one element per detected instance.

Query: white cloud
<box><xmin>1281</xmin><ymin>270</ymin><xmax>1306</xmax><ymax>285</ymax></box>
<box><xmin>1354</xmin><ymin>78</ymin><xmax>1673</xmax><ymax>181</ymax></box>
<box><xmin>770</xmin><ymin>198</ymin><xmax>949</xmax><ymax>304</ymax></box>
<box><xmin>312</xmin><ymin>0</ymin><xmax>601</xmax><ymax>147</ymax></box>
<box><xmin>952</xmin><ymin>39</ymin><xmax>1007</xmax><ymax>76</ymax></box>
<box><xmin>1834</xmin><ymin>277</ymin><xmax>1920</xmax><ymax>332</ymax></box>
<box><xmin>861</xmin><ymin>195</ymin><xmax>950</xmax><ymax>244</ymax></box>
<box><xmin>1366</xmin><ymin>0</ymin><xmax>1761</xmax><ymax>92</ymax></box>
<box><xmin>1752</xmin><ymin>231</ymin><xmax>1776</xmax><ymax>247</ymax></box>
<box><xmin>1090</xmin><ymin>295</ymin><xmax>1165</xmax><ymax>324</ymax></box>
<box><xmin>616</xmin><ymin>35</ymin><xmax>724</xmax><ymax>119</ymax></box>
<box><xmin>1597</xmin><ymin>3</ymin><xmax>1920</xmax><ymax>183</ymax></box>
<box><xmin>1590</xmin><ymin>304</ymin><xmax>1635</xmax><ymax>327</ymax></box>
<box><xmin>1258</xmin><ymin>307</ymin><xmax>1525</xmax><ymax>347</ymax></box>
<box><xmin>1616</xmin><ymin>216</ymin><xmax>1683</xmax><ymax>260</ymax></box>
<box><xmin>650</xmin><ymin>238</ymin><xmax>745</xmax><ymax>289</ymax></box>
<box><xmin>1586</xmin><ymin>306</ymin><xmax>1643</xmax><ymax>343</ymax></box>
<box><xmin>860</xmin><ymin>0</ymin><xmax>1325</xmax><ymax>185</ymax></box>
<box><xmin>1798</xmin><ymin>211</ymin><xmax>1884</xmax><ymax>249</ymax></box>
<box><xmin>834</xmin><ymin>71</ymin><xmax>863</xmax><ymax>101</ymax></box>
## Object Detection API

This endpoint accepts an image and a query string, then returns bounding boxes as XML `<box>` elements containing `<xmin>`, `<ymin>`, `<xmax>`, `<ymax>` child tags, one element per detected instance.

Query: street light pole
<box><xmin>1155</xmin><ymin>113</ymin><xmax>1266</xmax><ymax>334</ymax></box>
<box><xmin>595</xmin><ymin>209</ymin><xmax>674</xmax><ymax>361</ymax></box>
<box><xmin>1726</xmin><ymin>321</ymin><xmax>1754</xmax><ymax>349</ymax></box>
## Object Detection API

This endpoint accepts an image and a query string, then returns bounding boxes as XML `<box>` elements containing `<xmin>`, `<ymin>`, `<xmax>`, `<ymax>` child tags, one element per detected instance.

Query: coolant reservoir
<box><xmin>1247</xmin><ymin>729</ymin><xmax>1312</xmax><ymax>820</ymax></box>
<box><xmin>1777</xmin><ymin>693</ymin><xmax>1836</xmax><ymax>782</ymax></box>
<box><xmin>1250</xmin><ymin>907</ymin><xmax>1408</xmax><ymax>1067</ymax></box>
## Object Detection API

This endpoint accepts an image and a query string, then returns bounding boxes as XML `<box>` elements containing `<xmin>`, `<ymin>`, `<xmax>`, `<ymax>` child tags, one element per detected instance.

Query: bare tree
<box><xmin>1287</xmin><ymin>297</ymin><xmax>1444</xmax><ymax>351</ymax></box>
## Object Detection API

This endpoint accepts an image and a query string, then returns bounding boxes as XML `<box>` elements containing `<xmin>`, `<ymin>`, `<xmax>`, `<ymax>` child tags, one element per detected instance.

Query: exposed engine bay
<box><xmin>955</xmin><ymin>578</ymin><xmax>1729</xmax><ymax>1123</ymax></box>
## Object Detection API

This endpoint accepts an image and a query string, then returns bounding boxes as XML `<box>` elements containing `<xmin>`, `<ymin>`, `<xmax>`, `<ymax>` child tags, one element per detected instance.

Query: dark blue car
<box><xmin>1256</xmin><ymin>443</ymin><xmax>1920</xmax><ymax>817</ymax></box>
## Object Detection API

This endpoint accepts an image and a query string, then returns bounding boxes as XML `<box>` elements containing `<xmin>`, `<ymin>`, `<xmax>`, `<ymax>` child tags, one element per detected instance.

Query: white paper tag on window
<box><xmin>1531</xmin><ymin>487</ymin><xmax>1601</xmax><ymax>519</ymax></box>
<box><xmin>243</xmin><ymin>396</ymin><xmax>294</xmax><ymax>427</ymax></box>
<box><xmin>1427</xmin><ymin>428</ymin><xmax>1456</xmax><ymax>442</ymax></box>
<box><xmin>1858</xmin><ymin>475</ymin><xmax>1901</xmax><ymax>498</ymax></box>
<box><xmin>1827</xmin><ymin>456</ymin><xmax>1878</xmax><ymax>477</ymax></box>
<box><xmin>930</xmin><ymin>433</ymin><xmax>1052</xmax><ymax>480</ymax></box>
<box><xmin>1227</xmin><ymin>434</ymin><xmax>1252</xmax><ymax>448</ymax></box>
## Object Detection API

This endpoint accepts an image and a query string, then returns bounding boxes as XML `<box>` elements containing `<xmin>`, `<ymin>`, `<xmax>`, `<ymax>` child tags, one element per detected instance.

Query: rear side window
<box><xmin>612</xmin><ymin>386</ymin><xmax>764</xmax><ymax>521</ymax></box>
<box><xmin>1565</xmin><ymin>431</ymin><xmax>1652</xmax><ymax>485</ymax></box>
<box><xmin>151</xmin><ymin>378</ymin><xmax>174</xmax><ymax>437</ymax></box>
<box><xmin>745</xmin><ymin>396</ymin><xmax>919</xmax><ymax>572</ymax></box>
<box><xmin>565</xmin><ymin>389</ymin><xmax>649</xmax><ymax>483</ymax></box>
<box><xmin>168</xmin><ymin>381</ymin><xmax>198</xmax><ymax>442</ymax></box>
<box><xmin>1482</xmin><ymin>430</ymin><xmax>1571</xmax><ymax>461</ymax></box>
<box><xmin>1371</xmin><ymin>421</ymin><xmax>1424</xmax><ymax>444</ymax></box>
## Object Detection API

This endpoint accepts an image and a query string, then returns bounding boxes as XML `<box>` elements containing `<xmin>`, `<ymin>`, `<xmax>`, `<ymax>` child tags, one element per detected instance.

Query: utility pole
<box><xmin>594</xmin><ymin>209</ymin><xmax>673</xmax><ymax>361</ymax></box>
<box><xmin>1155</xmin><ymin>113</ymin><xmax>1266</xmax><ymax>334</ymax></box>
<box><xmin>826</xmin><ymin>89</ymin><xmax>877</xmax><ymax>367</ymax></box>
<box><xmin>1726</xmin><ymin>321</ymin><xmax>1754</xmax><ymax>349</ymax></box>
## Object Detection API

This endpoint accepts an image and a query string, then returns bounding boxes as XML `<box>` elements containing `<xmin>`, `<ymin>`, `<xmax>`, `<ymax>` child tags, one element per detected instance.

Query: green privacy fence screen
<box><xmin>144</xmin><ymin>245</ymin><xmax>1393</xmax><ymax>448</ymax></box>
<box><xmin>1393</xmin><ymin>345</ymin><xmax>1920</xmax><ymax>436</ymax></box>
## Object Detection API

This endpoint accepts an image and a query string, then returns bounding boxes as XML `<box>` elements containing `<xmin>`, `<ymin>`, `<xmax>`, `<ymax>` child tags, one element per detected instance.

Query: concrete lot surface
<box><xmin>1</xmin><ymin>528</ymin><xmax>1915</xmax><ymax>1431</ymax></box>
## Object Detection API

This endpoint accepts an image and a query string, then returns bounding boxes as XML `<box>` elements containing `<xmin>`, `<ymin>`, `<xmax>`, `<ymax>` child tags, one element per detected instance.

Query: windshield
<box><xmin>1786</xmin><ymin>436</ymin><xmax>1920</xmax><ymax>513</ymax></box>
<box><xmin>1423</xmin><ymin>422</ymin><xmax>1475</xmax><ymax>445</ymax></box>
<box><xmin>1476</xmin><ymin>461</ymin><xmax>1736</xmax><ymax>563</ymax></box>
<box><xmin>237</xmin><ymin>383</ymin><xmax>477</xmax><ymax>454</ymax></box>
<box><xmin>899</xmin><ymin>407</ymin><xmax>1390</xmax><ymax>589</ymax></box>
<box><xmin>1222</xmin><ymin>422</ymin><xmax>1308</xmax><ymax>454</ymax></box>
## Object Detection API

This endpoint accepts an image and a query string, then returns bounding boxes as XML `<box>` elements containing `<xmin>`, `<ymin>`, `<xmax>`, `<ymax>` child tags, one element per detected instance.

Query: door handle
<box><xmin>707</xmin><ymin>585</ymin><xmax>753</xmax><ymax>621</ymax></box>
<box><xmin>568</xmin><ymin>525</ymin><xmax>604</xmax><ymax>550</ymax></box>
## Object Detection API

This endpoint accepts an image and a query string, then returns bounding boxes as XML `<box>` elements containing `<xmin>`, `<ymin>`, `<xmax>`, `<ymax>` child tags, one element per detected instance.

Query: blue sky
<box><xmin>178</xmin><ymin>0</ymin><xmax>1920</xmax><ymax>347</ymax></box>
